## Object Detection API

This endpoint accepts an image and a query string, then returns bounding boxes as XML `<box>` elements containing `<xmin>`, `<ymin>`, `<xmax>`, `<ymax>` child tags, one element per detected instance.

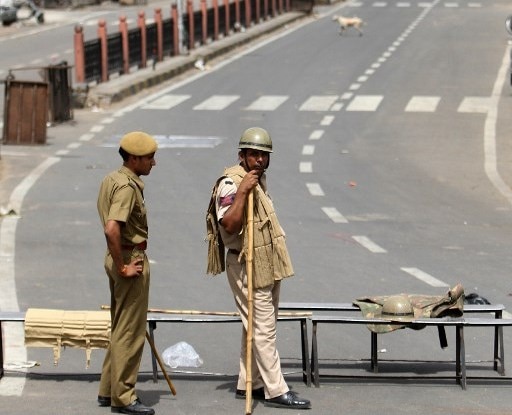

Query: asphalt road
<box><xmin>2</xmin><ymin>0</ymin><xmax>512</xmax><ymax>414</ymax></box>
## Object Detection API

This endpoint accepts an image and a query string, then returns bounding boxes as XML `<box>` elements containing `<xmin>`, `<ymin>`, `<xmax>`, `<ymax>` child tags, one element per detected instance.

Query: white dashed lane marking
<box><xmin>400</xmin><ymin>267</ymin><xmax>450</xmax><ymax>287</ymax></box>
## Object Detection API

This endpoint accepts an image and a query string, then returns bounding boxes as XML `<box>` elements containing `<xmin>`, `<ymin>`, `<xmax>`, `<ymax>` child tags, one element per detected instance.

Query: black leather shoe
<box><xmin>235</xmin><ymin>387</ymin><xmax>265</xmax><ymax>400</ymax></box>
<box><xmin>264</xmin><ymin>391</ymin><xmax>311</xmax><ymax>409</ymax></box>
<box><xmin>111</xmin><ymin>400</ymin><xmax>155</xmax><ymax>415</ymax></box>
<box><xmin>98</xmin><ymin>395</ymin><xmax>111</xmax><ymax>407</ymax></box>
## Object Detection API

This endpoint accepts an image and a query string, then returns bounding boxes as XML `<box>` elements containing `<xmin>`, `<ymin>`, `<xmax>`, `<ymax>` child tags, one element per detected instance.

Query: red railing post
<box><xmin>245</xmin><ymin>0</ymin><xmax>251</xmax><ymax>27</ymax></box>
<box><xmin>119</xmin><ymin>15</ymin><xmax>129</xmax><ymax>74</ymax></box>
<box><xmin>138</xmin><ymin>11</ymin><xmax>147</xmax><ymax>68</ymax></box>
<box><xmin>285</xmin><ymin>0</ymin><xmax>290</xmax><ymax>12</ymax></box>
<box><xmin>98</xmin><ymin>19</ymin><xmax>108</xmax><ymax>83</ymax></box>
<box><xmin>263</xmin><ymin>0</ymin><xmax>268</xmax><ymax>20</ymax></box>
<box><xmin>213</xmin><ymin>0</ymin><xmax>219</xmax><ymax>40</ymax></box>
<box><xmin>255</xmin><ymin>0</ymin><xmax>260</xmax><ymax>23</ymax></box>
<box><xmin>74</xmin><ymin>24</ymin><xmax>85</xmax><ymax>83</ymax></box>
<box><xmin>271</xmin><ymin>0</ymin><xmax>276</xmax><ymax>18</ymax></box>
<box><xmin>224</xmin><ymin>0</ymin><xmax>230</xmax><ymax>36</ymax></box>
<box><xmin>235</xmin><ymin>0</ymin><xmax>240</xmax><ymax>28</ymax></box>
<box><xmin>201</xmin><ymin>0</ymin><xmax>207</xmax><ymax>45</ymax></box>
<box><xmin>155</xmin><ymin>8</ymin><xmax>163</xmax><ymax>62</ymax></box>
<box><xmin>187</xmin><ymin>0</ymin><xmax>194</xmax><ymax>51</ymax></box>
<box><xmin>172</xmin><ymin>4</ymin><xmax>180</xmax><ymax>56</ymax></box>
<box><xmin>278</xmin><ymin>0</ymin><xmax>283</xmax><ymax>14</ymax></box>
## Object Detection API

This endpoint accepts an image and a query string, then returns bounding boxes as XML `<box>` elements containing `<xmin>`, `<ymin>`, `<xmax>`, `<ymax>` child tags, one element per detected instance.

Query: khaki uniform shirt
<box><xmin>97</xmin><ymin>166</ymin><xmax>148</xmax><ymax>245</ymax></box>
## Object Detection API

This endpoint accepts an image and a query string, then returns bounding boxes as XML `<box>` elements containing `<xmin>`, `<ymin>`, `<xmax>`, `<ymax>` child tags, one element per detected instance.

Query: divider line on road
<box><xmin>400</xmin><ymin>267</ymin><xmax>449</xmax><ymax>288</ymax></box>
<box><xmin>0</xmin><ymin>156</ymin><xmax>60</xmax><ymax>396</ymax></box>
<box><xmin>483</xmin><ymin>44</ymin><xmax>512</xmax><ymax>206</ymax></box>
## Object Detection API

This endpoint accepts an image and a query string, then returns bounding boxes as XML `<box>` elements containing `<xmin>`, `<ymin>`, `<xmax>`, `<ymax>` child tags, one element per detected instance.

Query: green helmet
<box><xmin>380</xmin><ymin>295</ymin><xmax>414</xmax><ymax>321</ymax></box>
<box><xmin>238</xmin><ymin>127</ymin><xmax>273</xmax><ymax>153</ymax></box>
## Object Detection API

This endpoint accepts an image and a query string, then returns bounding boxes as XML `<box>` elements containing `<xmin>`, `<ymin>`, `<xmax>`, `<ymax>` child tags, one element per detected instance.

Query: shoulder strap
<box><xmin>205</xmin><ymin>177</ymin><xmax>226</xmax><ymax>275</ymax></box>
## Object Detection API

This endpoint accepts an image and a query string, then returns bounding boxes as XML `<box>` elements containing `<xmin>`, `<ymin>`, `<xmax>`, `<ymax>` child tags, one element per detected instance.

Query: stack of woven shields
<box><xmin>24</xmin><ymin>308</ymin><xmax>111</xmax><ymax>367</ymax></box>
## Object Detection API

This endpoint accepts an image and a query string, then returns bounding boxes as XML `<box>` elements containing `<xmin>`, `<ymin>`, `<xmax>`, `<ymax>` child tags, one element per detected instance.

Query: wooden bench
<box><xmin>146</xmin><ymin>313</ymin><xmax>311</xmax><ymax>386</ymax></box>
<box><xmin>0</xmin><ymin>311</ymin><xmax>310</xmax><ymax>387</ymax></box>
<box><xmin>310</xmin><ymin>315</ymin><xmax>512</xmax><ymax>389</ymax></box>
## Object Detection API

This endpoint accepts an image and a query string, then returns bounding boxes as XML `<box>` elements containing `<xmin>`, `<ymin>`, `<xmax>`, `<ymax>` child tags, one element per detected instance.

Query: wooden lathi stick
<box><xmin>100</xmin><ymin>305</ymin><xmax>311</xmax><ymax>317</ymax></box>
<box><xmin>245</xmin><ymin>189</ymin><xmax>255</xmax><ymax>415</ymax></box>
<box><xmin>145</xmin><ymin>331</ymin><xmax>177</xmax><ymax>396</ymax></box>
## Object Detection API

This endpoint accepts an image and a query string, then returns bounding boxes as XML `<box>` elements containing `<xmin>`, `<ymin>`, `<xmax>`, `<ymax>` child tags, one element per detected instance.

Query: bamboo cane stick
<box><xmin>101</xmin><ymin>305</ymin><xmax>311</xmax><ymax>317</ymax></box>
<box><xmin>145</xmin><ymin>331</ymin><xmax>177</xmax><ymax>396</ymax></box>
<box><xmin>245</xmin><ymin>189</ymin><xmax>254</xmax><ymax>415</ymax></box>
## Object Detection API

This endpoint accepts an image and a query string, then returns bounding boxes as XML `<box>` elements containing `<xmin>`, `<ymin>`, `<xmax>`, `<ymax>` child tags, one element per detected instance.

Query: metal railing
<box><xmin>74</xmin><ymin>0</ymin><xmax>313</xmax><ymax>85</ymax></box>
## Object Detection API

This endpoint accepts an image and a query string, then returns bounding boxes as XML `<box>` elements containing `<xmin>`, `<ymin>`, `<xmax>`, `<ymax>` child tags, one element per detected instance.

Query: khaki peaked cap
<box><xmin>120</xmin><ymin>131</ymin><xmax>158</xmax><ymax>156</ymax></box>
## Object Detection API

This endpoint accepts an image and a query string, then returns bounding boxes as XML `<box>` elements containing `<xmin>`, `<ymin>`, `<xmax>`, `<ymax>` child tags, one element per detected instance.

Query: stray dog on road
<box><xmin>332</xmin><ymin>15</ymin><xmax>364</xmax><ymax>36</ymax></box>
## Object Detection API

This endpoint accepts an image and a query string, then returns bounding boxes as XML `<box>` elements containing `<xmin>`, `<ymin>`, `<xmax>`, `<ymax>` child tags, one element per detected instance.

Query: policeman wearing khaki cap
<box><xmin>97</xmin><ymin>131</ymin><xmax>157</xmax><ymax>415</ymax></box>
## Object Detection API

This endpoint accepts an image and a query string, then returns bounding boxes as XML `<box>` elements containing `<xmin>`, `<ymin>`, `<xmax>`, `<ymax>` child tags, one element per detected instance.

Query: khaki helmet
<box><xmin>238</xmin><ymin>127</ymin><xmax>273</xmax><ymax>153</ymax></box>
<box><xmin>380</xmin><ymin>295</ymin><xmax>414</xmax><ymax>321</ymax></box>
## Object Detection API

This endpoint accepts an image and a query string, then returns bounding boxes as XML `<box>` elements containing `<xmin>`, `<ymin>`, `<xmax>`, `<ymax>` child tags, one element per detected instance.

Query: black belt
<box><xmin>122</xmin><ymin>241</ymin><xmax>147</xmax><ymax>251</ymax></box>
<box><xmin>228</xmin><ymin>249</ymin><xmax>240</xmax><ymax>255</ymax></box>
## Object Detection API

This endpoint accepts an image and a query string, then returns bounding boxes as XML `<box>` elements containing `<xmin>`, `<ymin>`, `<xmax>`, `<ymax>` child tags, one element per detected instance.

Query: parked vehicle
<box><xmin>0</xmin><ymin>0</ymin><xmax>44</xmax><ymax>26</ymax></box>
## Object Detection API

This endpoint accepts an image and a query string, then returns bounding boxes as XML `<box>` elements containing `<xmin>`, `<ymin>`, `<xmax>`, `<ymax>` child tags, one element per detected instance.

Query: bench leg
<box><xmin>300</xmin><ymin>320</ymin><xmax>311</xmax><ymax>387</ymax></box>
<box><xmin>311</xmin><ymin>322</ymin><xmax>320</xmax><ymax>387</ymax></box>
<box><xmin>498</xmin><ymin>325</ymin><xmax>505</xmax><ymax>375</ymax></box>
<box><xmin>371</xmin><ymin>332</ymin><xmax>378</xmax><ymax>373</ymax></box>
<box><xmin>148</xmin><ymin>321</ymin><xmax>158</xmax><ymax>383</ymax></box>
<box><xmin>0</xmin><ymin>321</ymin><xmax>4</xmax><ymax>379</ymax></box>
<box><xmin>494</xmin><ymin>311</ymin><xmax>505</xmax><ymax>375</ymax></box>
<box><xmin>456</xmin><ymin>325</ymin><xmax>466</xmax><ymax>390</ymax></box>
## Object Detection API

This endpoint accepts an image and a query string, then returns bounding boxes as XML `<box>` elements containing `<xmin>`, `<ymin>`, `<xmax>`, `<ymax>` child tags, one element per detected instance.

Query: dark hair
<box><xmin>119</xmin><ymin>147</ymin><xmax>130</xmax><ymax>161</ymax></box>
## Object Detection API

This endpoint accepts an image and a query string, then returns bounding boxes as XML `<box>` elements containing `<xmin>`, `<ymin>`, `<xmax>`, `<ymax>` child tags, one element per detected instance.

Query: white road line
<box><xmin>0</xmin><ymin>157</ymin><xmax>60</xmax><ymax>396</ymax></box>
<box><xmin>193</xmin><ymin>95</ymin><xmax>239</xmax><ymax>110</ymax></box>
<box><xmin>299</xmin><ymin>96</ymin><xmax>339</xmax><ymax>111</ymax></box>
<box><xmin>306</xmin><ymin>183</ymin><xmax>325</xmax><ymax>196</ymax></box>
<box><xmin>91</xmin><ymin>125</ymin><xmax>104</xmax><ymax>133</ymax></box>
<box><xmin>302</xmin><ymin>145</ymin><xmax>315</xmax><ymax>155</ymax></box>
<box><xmin>80</xmin><ymin>133</ymin><xmax>94</xmax><ymax>142</ymax></box>
<box><xmin>299</xmin><ymin>162</ymin><xmax>313</xmax><ymax>173</ymax></box>
<box><xmin>346</xmin><ymin>95</ymin><xmax>383</xmax><ymax>112</ymax></box>
<box><xmin>483</xmin><ymin>45</ymin><xmax>512</xmax><ymax>206</ymax></box>
<box><xmin>309</xmin><ymin>130</ymin><xmax>324</xmax><ymax>140</ymax></box>
<box><xmin>405</xmin><ymin>96</ymin><xmax>440</xmax><ymax>112</ymax></box>
<box><xmin>245</xmin><ymin>95</ymin><xmax>288</xmax><ymax>111</ymax></box>
<box><xmin>352</xmin><ymin>236</ymin><xmax>387</xmax><ymax>253</ymax></box>
<box><xmin>321</xmin><ymin>116</ymin><xmax>335</xmax><ymax>126</ymax></box>
<box><xmin>322</xmin><ymin>207</ymin><xmax>348</xmax><ymax>223</ymax></box>
<box><xmin>400</xmin><ymin>267</ymin><xmax>449</xmax><ymax>287</ymax></box>
<box><xmin>458</xmin><ymin>97</ymin><xmax>491</xmax><ymax>113</ymax></box>
<box><xmin>142</xmin><ymin>94</ymin><xmax>191</xmax><ymax>110</ymax></box>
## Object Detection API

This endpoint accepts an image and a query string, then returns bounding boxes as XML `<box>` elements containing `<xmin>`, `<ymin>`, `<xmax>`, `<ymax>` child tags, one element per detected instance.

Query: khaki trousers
<box><xmin>99</xmin><ymin>251</ymin><xmax>150</xmax><ymax>407</ymax></box>
<box><xmin>226</xmin><ymin>251</ymin><xmax>288</xmax><ymax>399</ymax></box>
